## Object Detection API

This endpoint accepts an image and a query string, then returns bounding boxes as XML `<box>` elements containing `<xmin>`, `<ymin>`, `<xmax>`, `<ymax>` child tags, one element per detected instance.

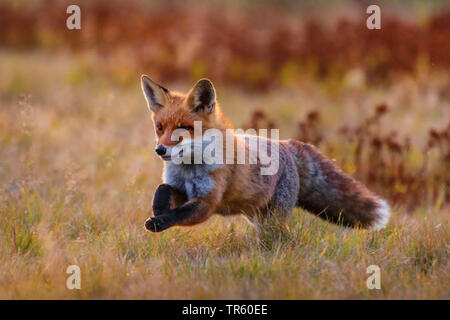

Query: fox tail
<box><xmin>288</xmin><ymin>140</ymin><xmax>390</xmax><ymax>230</ymax></box>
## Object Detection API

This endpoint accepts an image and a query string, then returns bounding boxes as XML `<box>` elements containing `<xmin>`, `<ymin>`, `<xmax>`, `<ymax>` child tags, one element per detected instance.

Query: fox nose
<box><xmin>155</xmin><ymin>145</ymin><xmax>167</xmax><ymax>156</ymax></box>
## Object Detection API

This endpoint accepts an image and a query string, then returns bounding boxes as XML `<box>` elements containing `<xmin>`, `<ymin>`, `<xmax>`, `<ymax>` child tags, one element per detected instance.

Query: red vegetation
<box><xmin>1</xmin><ymin>1</ymin><xmax>450</xmax><ymax>89</ymax></box>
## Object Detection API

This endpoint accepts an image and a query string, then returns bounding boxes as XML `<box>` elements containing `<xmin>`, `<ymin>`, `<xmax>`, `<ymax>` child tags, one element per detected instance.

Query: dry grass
<box><xmin>0</xmin><ymin>51</ymin><xmax>448</xmax><ymax>299</ymax></box>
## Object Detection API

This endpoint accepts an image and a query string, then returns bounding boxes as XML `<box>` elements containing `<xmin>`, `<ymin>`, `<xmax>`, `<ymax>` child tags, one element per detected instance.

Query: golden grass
<box><xmin>0</xmin><ymin>51</ymin><xmax>448</xmax><ymax>299</ymax></box>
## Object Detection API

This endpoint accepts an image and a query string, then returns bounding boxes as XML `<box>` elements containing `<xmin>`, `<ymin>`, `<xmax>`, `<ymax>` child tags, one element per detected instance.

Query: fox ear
<box><xmin>141</xmin><ymin>75</ymin><xmax>171</xmax><ymax>112</ymax></box>
<box><xmin>186</xmin><ymin>79</ymin><xmax>216</xmax><ymax>116</ymax></box>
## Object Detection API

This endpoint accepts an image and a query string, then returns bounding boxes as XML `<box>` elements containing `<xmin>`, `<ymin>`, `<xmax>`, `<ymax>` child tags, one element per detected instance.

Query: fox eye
<box><xmin>156</xmin><ymin>123</ymin><xmax>163</xmax><ymax>131</ymax></box>
<box><xmin>179</xmin><ymin>125</ymin><xmax>193</xmax><ymax>131</ymax></box>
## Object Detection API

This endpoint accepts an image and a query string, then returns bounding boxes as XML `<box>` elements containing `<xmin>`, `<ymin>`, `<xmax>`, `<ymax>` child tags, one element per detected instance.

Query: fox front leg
<box><xmin>145</xmin><ymin>184</ymin><xmax>220</xmax><ymax>232</ymax></box>
<box><xmin>146</xmin><ymin>197</ymin><xmax>216</xmax><ymax>233</ymax></box>
<box><xmin>145</xmin><ymin>184</ymin><xmax>175</xmax><ymax>232</ymax></box>
<box><xmin>152</xmin><ymin>184</ymin><xmax>173</xmax><ymax>216</ymax></box>
<box><xmin>145</xmin><ymin>183</ymin><xmax>193</xmax><ymax>232</ymax></box>
<box><xmin>146</xmin><ymin>198</ymin><xmax>212</xmax><ymax>232</ymax></box>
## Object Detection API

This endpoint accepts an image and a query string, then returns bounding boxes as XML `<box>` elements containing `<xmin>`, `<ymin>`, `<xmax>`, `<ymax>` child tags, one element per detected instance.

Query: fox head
<box><xmin>141</xmin><ymin>75</ymin><xmax>232</xmax><ymax>161</ymax></box>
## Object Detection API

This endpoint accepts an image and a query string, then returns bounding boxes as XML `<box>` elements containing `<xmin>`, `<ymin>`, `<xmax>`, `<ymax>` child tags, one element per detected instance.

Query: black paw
<box><xmin>152</xmin><ymin>184</ymin><xmax>173</xmax><ymax>216</ymax></box>
<box><xmin>145</xmin><ymin>214</ymin><xmax>175</xmax><ymax>232</ymax></box>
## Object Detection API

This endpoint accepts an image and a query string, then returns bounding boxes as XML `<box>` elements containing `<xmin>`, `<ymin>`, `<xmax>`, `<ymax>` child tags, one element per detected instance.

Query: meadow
<box><xmin>0</xmin><ymin>0</ymin><xmax>449</xmax><ymax>299</ymax></box>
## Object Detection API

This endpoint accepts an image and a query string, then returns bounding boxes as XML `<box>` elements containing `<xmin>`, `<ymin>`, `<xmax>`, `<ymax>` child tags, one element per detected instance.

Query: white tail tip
<box><xmin>371</xmin><ymin>199</ymin><xmax>391</xmax><ymax>230</ymax></box>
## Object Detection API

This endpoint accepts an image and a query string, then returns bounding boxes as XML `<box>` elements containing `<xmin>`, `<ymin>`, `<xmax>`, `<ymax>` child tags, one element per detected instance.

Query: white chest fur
<box><xmin>163</xmin><ymin>162</ymin><xmax>220</xmax><ymax>199</ymax></box>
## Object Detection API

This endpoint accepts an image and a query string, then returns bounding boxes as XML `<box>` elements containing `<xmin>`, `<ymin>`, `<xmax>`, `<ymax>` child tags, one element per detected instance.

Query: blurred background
<box><xmin>2</xmin><ymin>0</ymin><xmax>450</xmax><ymax>89</ymax></box>
<box><xmin>0</xmin><ymin>0</ymin><xmax>449</xmax><ymax>299</ymax></box>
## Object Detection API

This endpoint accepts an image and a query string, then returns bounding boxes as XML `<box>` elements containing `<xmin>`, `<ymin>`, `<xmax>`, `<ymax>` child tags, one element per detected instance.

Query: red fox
<box><xmin>140</xmin><ymin>75</ymin><xmax>390</xmax><ymax>233</ymax></box>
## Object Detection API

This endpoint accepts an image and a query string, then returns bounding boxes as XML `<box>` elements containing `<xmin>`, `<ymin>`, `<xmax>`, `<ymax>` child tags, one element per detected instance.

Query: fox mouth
<box><xmin>159</xmin><ymin>149</ymin><xmax>186</xmax><ymax>162</ymax></box>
